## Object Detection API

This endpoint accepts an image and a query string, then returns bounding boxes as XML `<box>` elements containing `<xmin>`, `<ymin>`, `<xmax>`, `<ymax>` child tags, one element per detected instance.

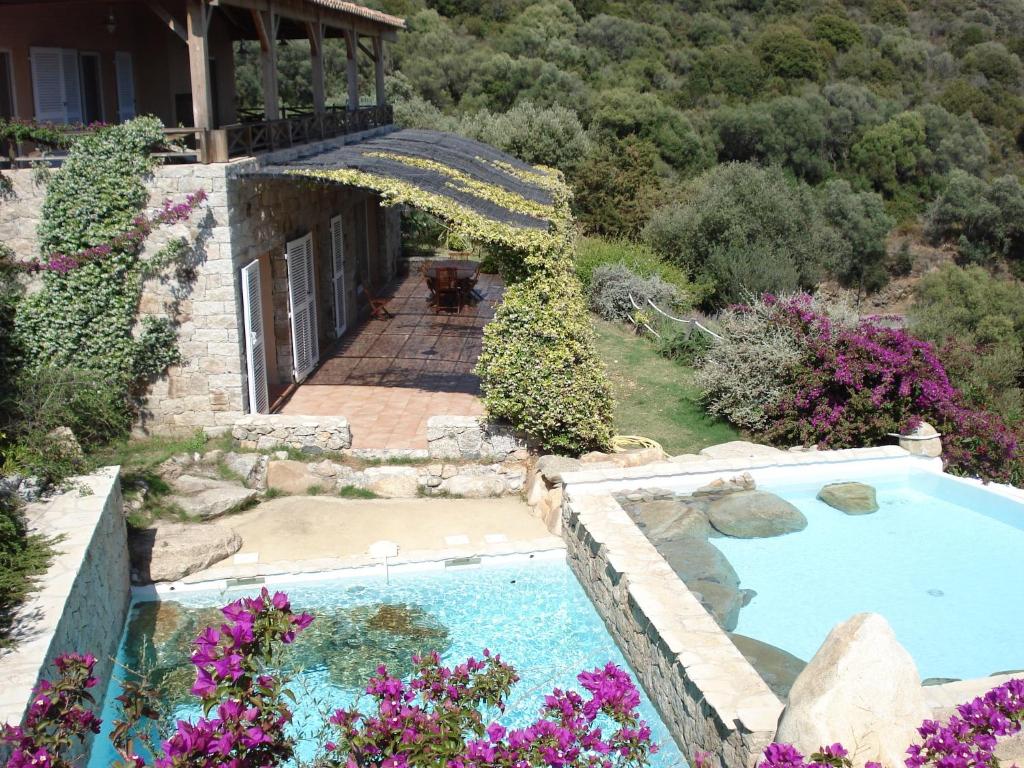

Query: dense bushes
<box><xmin>926</xmin><ymin>171</ymin><xmax>1024</xmax><ymax>264</ymax></box>
<box><xmin>698</xmin><ymin>293</ymin><xmax>1022</xmax><ymax>483</ymax></box>
<box><xmin>477</xmin><ymin>269</ymin><xmax>613</xmax><ymax>453</ymax></box>
<box><xmin>0</xmin><ymin>496</ymin><xmax>53</xmax><ymax>647</ymax></box>
<box><xmin>588</xmin><ymin>263</ymin><xmax>680</xmax><ymax>322</ymax></box>
<box><xmin>643</xmin><ymin>164</ymin><xmax>841</xmax><ymax>306</ymax></box>
<box><xmin>574</xmin><ymin>237</ymin><xmax>695</xmax><ymax>295</ymax></box>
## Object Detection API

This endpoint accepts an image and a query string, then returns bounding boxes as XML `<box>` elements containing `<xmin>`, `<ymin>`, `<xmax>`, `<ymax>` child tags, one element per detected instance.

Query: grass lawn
<box><xmin>590</xmin><ymin>316</ymin><xmax>740</xmax><ymax>455</ymax></box>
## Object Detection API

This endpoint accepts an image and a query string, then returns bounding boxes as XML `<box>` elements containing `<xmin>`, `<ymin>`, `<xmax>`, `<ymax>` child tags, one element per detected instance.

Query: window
<box><xmin>79</xmin><ymin>52</ymin><xmax>103</xmax><ymax>124</ymax></box>
<box><xmin>30</xmin><ymin>47</ymin><xmax>83</xmax><ymax>124</ymax></box>
<box><xmin>0</xmin><ymin>51</ymin><xmax>14</xmax><ymax>118</ymax></box>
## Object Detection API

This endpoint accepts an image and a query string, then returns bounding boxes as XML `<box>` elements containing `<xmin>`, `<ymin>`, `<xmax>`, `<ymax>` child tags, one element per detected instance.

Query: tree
<box><xmin>813</xmin><ymin>13</ymin><xmax>863</xmax><ymax>51</ymax></box>
<box><xmin>642</xmin><ymin>163</ymin><xmax>841</xmax><ymax>306</ymax></box>
<box><xmin>458</xmin><ymin>101</ymin><xmax>592</xmax><ymax>172</ymax></box>
<box><xmin>754</xmin><ymin>24</ymin><xmax>823</xmax><ymax>81</ymax></box>
<box><xmin>819</xmin><ymin>179</ymin><xmax>894</xmax><ymax>293</ymax></box>
<box><xmin>926</xmin><ymin>170</ymin><xmax>1024</xmax><ymax>263</ymax></box>
<box><xmin>850</xmin><ymin>111</ymin><xmax>931</xmax><ymax>196</ymax></box>
<box><xmin>572</xmin><ymin>136</ymin><xmax>664</xmax><ymax>239</ymax></box>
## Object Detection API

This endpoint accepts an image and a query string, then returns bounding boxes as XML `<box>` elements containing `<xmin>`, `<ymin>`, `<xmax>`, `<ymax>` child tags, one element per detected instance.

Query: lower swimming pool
<box><xmin>87</xmin><ymin>555</ymin><xmax>686</xmax><ymax>767</ymax></box>
<box><xmin>713</xmin><ymin>469</ymin><xmax>1024</xmax><ymax>682</ymax></box>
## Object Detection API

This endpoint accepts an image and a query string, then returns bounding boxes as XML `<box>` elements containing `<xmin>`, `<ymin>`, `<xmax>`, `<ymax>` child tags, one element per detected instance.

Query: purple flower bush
<box><xmin>26</xmin><ymin>190</ymin><xmax>208</xmax><ymax>274</ymax></box>
<box><xmin>759</xmin><ymin>677</ymin><xmax>1024</xmax><ymax>768</ymax></box>
<box><xmin>715</xmin><ymin>294</ymin><xmax>1021</xmax><ymax>483</ymax></box>
<box><xmin>1</xmin><ymin>590</ymin><xmax>656</xmax><ymax>768</ymax></box>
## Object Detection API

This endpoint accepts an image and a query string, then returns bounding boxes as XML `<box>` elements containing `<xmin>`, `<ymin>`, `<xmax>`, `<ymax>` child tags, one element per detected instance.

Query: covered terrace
<box><xmin>245</xmin><ymin>129</ymin><xmax>560</xmax><ymax>450</ymax></box>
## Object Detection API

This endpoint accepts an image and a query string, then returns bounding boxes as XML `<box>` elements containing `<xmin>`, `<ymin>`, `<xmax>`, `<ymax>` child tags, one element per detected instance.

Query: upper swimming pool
<box><xmin>712</xmin><ymin>469</ymin><xmax>1024</xmax><ymax>681</ymax></box>
<box><xmin>87</xmin><ymin>555</ymin><xmax>687</xmax><ymax>768</ymax></box>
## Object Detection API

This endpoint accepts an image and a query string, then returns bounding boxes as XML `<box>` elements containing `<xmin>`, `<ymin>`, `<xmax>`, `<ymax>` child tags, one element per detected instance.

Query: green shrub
<box><xmin>869</xmin><ymin>0</ymin><xmax>909</xmax><ymax>26</ymax></box>
<box><xmin>926</xmin><ymin>170</ymin><xmax>1024</xmax><ymax>261</ymax></box>
<box><xmin>477</xmin><ymin>270</ymin><xmax>613</xmax><ymax>454</ymax></box>
<box><xmin>642</xmin><ymin>163</ymin><xmax>839</xmax><ymax>307</ymax></box>
<box><xmin>656</xmin><ymin>328</ymin><xmax>715</xmax><ymax>366</ymax></box>
<box><xmin>37</xmin><ymin>117</ymin><xmax>164</xmax><ymax>256</ymax></box>
<box><xmin>0</xmin><ymin>495</ymin><xmax>54</xmax><ymax>647</ymax></box>
<box><xmin>813</xmin><ymin>14</ymin><xmax>863</xmax><ymax>51</ymax></box>
<box><xmin>850</xmin><ymin>111</ymin><xmax>931</xmax><ymax>196</ymax></box>
<box><xmin>819</xmin><ymin>179</ymin><xmax>894</xmax><ymax>292</ymax></box>
<box><xmin>588</xmin><ymin>263</ymin><xmax>681</xmax><ymax>322</ymax></box>
<box><xmin>574</xmin><ymin>237</ymin><xmax>695</xmax><ymax>295</ymax></box>
<box><xmin>754</xmin><ymin>24</ymin><xmax>823</xmax><ymax>81</ymax></box>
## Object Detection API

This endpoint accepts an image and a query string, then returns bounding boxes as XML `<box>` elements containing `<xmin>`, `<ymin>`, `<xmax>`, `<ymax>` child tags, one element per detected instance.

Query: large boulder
<box><xmin>223</xmin><ymin>452</ymin><xmax>263</xmax><ymax>488</ymax></box>
<box><xmin>361</xmin><ymin>467</ymin><xmax>419</xmax><ymax>498</ymax></box>
<box><xmin>627</xmin><ymin>500</ymin><xmax>711</xmax><ymax>542</ymax></box>
<box><xmin>168</xmin><ymin>475</ymin><xmax>258</xmax><ymax>519</ymax></box>
<box><xmin>266</xmin><ymin>460</ymin><xmax>320</xmax><ymax>494</ymax></box>
<box><xmin>776</xmin><ymin>613</ymin><xmax>931</xmax><ymax>768</ymax></box>
<box><xmin>707</xmin><ymin>491</ymin><xmax>807</xmax><ymax>538</ymax></box>
<box><xmin>129</xmin><ymin>522</ymin><xmax>242</xmax><ymax>583</ymax></box>
<box><xmin>657</xmin><ymin>537</ymin><xmax>739</xmax><ymax>590</ymax></box>
<box><xmin>729</xmin><ymin>633</ymin><xmax>807</xmax><ymax>700</ymax></box>
<box><xmin>818</xmin><ymin>482</ymin><xmax>878</xmax><ymax>515</ymax></box>
<box><xmin>441</xmin><ymin>475</ymin><xmax>508</xmax><ymax>498</ymax></box>
<box><xmin>689</xmin><ymin>579</ymin><xmax>744</xmax><ymax>631</ymax></box>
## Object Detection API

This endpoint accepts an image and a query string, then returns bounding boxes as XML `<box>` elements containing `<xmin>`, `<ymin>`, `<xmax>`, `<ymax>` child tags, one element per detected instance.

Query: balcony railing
<box><xmin>0</xmin><ymin>105</ymin><xmax>395</xmax><ymax>168</ymax></box>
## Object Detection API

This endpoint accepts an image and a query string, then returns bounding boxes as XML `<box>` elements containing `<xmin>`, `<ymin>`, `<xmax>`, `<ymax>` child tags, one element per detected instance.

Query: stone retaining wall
<box><xmin>426</xmin><ymin>416</ymin><xmax>527</xmax><ymax>461</ymax></box>
<box><xmin>562</xmin><ymin>491</ymin><xmax>783</xmax><ymax>768</ymax></box>
<box><xmin>267</xmin><ymin>457</ymin><xmax>527</xmax><ymax>498</ymax></box>
<box><xmin>232</xmin><ymin>414</ymin><xmax>352</xmax><ymax>452</ymax></box>
<box><xmin>0</xmin><ymin>467</ymin><xmax>130</xmax><ymax>759</ymax></box>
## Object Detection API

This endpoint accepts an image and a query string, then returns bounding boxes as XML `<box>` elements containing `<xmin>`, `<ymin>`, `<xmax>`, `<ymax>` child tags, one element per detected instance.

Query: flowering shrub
<box><xmin>1</xmin><ymin>590</ymin><xmax>656</xmax><ymax>768</ymax></box>
<box><xmin>698</xmin><ymin>293</ymin><xmax>1022</xmax><ymax>482</ymax></box>
<box><xmin>759</xmin><ymin>677</ymin><xmax>1024</xmax><ymax>768</ymax></box>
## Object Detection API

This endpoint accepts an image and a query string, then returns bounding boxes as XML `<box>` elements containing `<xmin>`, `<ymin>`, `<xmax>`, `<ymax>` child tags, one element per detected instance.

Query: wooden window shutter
<box><xmin>240</xmin><ymin>260</ymin><xmax>269</xmax><ymax>414</ymax></box>
<box><xmin>330</xmin><ymin>214</ymin><xmax>347</xmax><ymax>337</ymax></box>
<box><xmin>286</xmin><ymin>233</ymin><xmax>318</xmax><ymax>382</ymax></box>
<box><xmin>30</xmin><ymin>47</ymin><xmax>67</xmax><ymax>123</ymax></box>
<box><xmin>114</xmin><ymin>52</ymin><xmax>136</xmax><ymax>122</ymax></box>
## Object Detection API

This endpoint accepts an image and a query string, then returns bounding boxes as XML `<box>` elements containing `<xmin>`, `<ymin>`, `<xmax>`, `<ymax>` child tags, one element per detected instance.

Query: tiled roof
<box><xmin>308</xmin><ymin>0</ymin><xmax>406</xmax><ymax>29</ymax></box>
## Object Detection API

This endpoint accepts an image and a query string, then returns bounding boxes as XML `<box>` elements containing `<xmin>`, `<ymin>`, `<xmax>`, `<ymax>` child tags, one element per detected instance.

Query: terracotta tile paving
<box><xmin>278</xmin><ymin>271</ymin><xmax>501</xmax><ymax>449</ymax></box>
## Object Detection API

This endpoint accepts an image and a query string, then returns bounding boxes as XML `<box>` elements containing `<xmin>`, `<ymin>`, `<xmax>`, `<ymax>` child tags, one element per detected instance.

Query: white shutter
<box><xmin>61</xmin><ymin>49</ymin><xmax>83</xmax><ymax>124</ymax></box>
<box><xmin>287</xmin><ymin>233</ymin><xmax>319</xmax><ymax>382</ymax></box>
<box><xmin>114</xmin><ymin>52</ymin><xmax>136</xmax><ymax>121</ymax></box>
<box><xmin>330</xmin><ymin>215</ymin><xmax>347</xmax><ymax>337</ymax></box>
<box><xmin>241</xmin><ymin>260</ymin><xmax>269</xmax><ymax>415</ymax></box>
<box><xmin>30</xmin><ymin>47</ymin><xmax>67</xmax><ymax>123</ymax></box>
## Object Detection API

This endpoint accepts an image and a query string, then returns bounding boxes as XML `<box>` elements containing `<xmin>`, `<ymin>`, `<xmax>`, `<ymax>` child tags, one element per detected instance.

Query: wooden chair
<box><xmin>360</xmin><ymin>281</ymin><xmax>392</xmax><ymax>320</ymax></box>
<box><xmin>432</xmin><ymin>267</ymin><xmax>464</xmax><ymax>314</ymax></box>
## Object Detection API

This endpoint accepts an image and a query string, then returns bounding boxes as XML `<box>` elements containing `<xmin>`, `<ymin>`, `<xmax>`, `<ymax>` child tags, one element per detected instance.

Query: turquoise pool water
<box><xmin>713</xmin><ymin>472</ymin><xmax>1024</xmax><ymax>681</ymax></box>
<box><xmin>88</xmin><ymin>557</ymin><xmax>686</xmax><ymax>767</ymax></box>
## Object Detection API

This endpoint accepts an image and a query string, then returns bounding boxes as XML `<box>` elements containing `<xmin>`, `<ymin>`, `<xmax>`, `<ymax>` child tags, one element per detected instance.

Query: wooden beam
<box><xmin>307</xmin><ymin>21</ymin><xmax>326</xmax><ymax>113</ymax></box>
<box><xmin>186</xmin><ymin>0</ymin><xmax>214</xmax><ymax>137</ymax></box>
<box><xmin>258</xmin><ymin>8</ymin><xmax>280</xmax><ymax>120</ymax></box>
<box><xmin>373</xmin><ymin>36</ymin><xmax>386</xmax><ymax>108</ymax></box>
<box><xmin>345</xmin><ymin>28</ymin><xmax>359</xmax><ymax>111</ymax></box>
<box><xmin>145</xmin><ymin>0</ymin><xmax>188</xmax><ymax>43</ymax></box>
<box><xmin>357</xmin><ymin>39</ymin><xmax>375</xmax><ymax>61</ymax></box>
<box><xmin>210</xmin><ymin>0</ymin><xmax>400</xmax><ymax>40</ymax></box>
<box><xmin>250</xmin><ymin>7</ymin><xmax>270</xmax><ymax>50</ymax></box>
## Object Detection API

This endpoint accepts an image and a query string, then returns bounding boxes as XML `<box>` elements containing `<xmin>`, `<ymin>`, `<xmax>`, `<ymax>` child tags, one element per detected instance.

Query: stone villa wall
<box><xmin>562</xmin><ymin>491</ymin><xmax>783</xmax><ymax>768</ymax></box>
<box><xmin>0</xmin><ymin>127</ymin><xmax>400</xmax><ymax>434</ymax></box>
<box><xmin>0</xmin><ymin>468</ymin><xmax>130</xmax><ymax>758</ymax></box>
<box><xmin>233</xmin><ymin>414</ymin><xmax>352</xmax><ymax>452</ymax></box>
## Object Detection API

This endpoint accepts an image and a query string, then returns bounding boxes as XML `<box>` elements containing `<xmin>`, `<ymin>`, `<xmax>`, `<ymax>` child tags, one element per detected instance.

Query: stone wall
<box><xmin>426</xmin><ymin>416</ymin><xmax>528</xmax><ymax>461</ymax></box>
<box><xmin>232</xmin><ymin>414</ymin><xmax>352</xmax><ymax>452</ymax></box>
<box><xmin>562</xmin><ymin>491</ymin><xmax>783</xmax><ymax>768</ymax></box>
<box><xmin>0</xmin><ymin>127</ymin><xmax>400</xmax><ymax>434</ymax></box>
<box><xmin>0</xmin><ymin>467</ymin><xmax>130</xmax><ymax>759</ymax></box>
<box><xmin>266</xmin><ymin>456</ymin><xmax>527</xmax><ymax>498</ymax></box>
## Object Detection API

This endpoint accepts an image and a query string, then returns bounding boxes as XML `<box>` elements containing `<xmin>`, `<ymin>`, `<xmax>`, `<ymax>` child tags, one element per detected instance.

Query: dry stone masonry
<box><xmin>426</xmin><ymin>416</ymin><xmax>527</xmax><ymax>460</ymax></box>
<box><xmin>232</xmin><ymin>414</ymin><xmax>352</xmax><ymax>452</ymax></box>
<box><xmin>561</xmin><ymin>491</ymin><xmax>783</xmax><ymax>768</ymax></box>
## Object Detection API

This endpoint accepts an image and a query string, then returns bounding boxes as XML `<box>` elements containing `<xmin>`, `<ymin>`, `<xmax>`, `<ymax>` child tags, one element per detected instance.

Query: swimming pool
<box><xmin>713</xmin><ymin>469</ymin><xmax>1024</xmax><ymax>681</ymax></box>
<box><xmin>87</xmin><ymin>556</ymin><xmax>687</xmax><ymax>767</ymax></box>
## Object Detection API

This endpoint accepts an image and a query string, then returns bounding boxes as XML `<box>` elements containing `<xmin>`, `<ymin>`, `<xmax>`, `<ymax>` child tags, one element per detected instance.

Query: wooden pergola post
<box><xmin>307</xmin><ymin>21</ymin><xmax>326</xmax><ymax>113</ymax></box>
<box><xmin>253</xmin><ymin>8</ymin><xmax>280</xmax><ymax>120</ymax></box>
<box><xmin>345</xmin><ymin>28</ymin><xmax>359</xmax><ymax>111</ymax></box>
<box><xmin>186</xmin><ymin>0</ymin><xmax>213</xmax><ymax>160</ymax></box>
<box><xmin>373</xmin><ymin>36</ymin><xmax>386</xmax><ymax>107</ymax></box>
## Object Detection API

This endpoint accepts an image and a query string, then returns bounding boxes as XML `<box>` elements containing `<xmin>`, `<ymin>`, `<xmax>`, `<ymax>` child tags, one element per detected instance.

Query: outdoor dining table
<box><xmin>423</xmin><ymin>259</ymin><xmax>483</xmax><ymax>300</ymax></box>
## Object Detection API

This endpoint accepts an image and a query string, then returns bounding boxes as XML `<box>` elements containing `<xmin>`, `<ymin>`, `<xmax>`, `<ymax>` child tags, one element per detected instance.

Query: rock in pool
<box><xmin>729</xmin><ymin>633</ymin><xmax>807</xmax><ymax>699</ymax></box>
<box><xmin>707</xmin><ymin>490</ymin><xmax>807</xmax><ymax>538</ymax></box>
<box><xmin>817</xmin><ymin>482</ymin><xmax>878</xmax><ymax>514</ymax></box>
